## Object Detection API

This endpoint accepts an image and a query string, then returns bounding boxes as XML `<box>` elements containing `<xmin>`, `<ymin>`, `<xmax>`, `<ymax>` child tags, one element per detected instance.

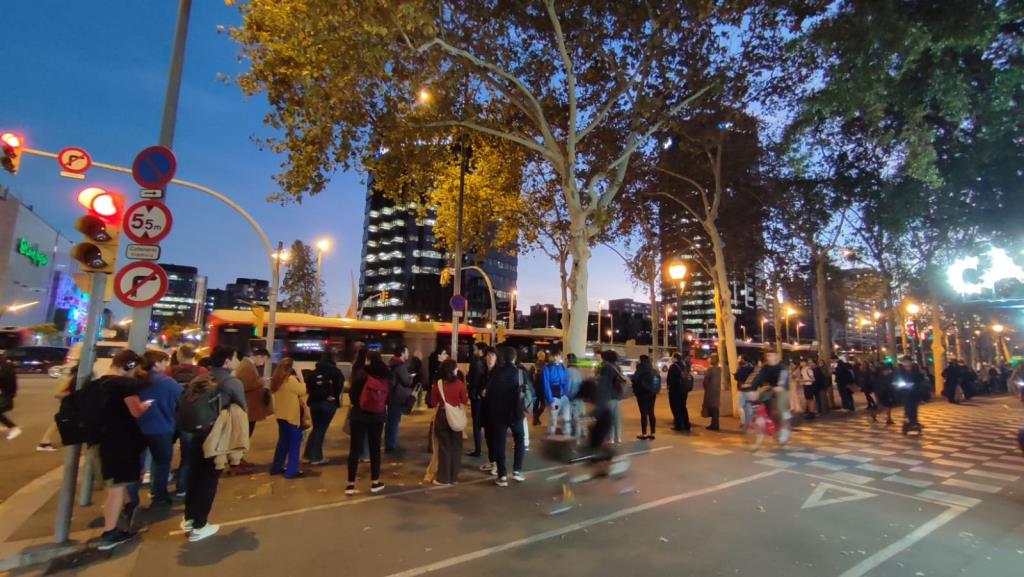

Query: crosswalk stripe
<box><xmin>882</xmin><ymin>475</ymin><xmax>933</xmax><ymax>488</ymax></box>
<box><xmin>932</xmin><ymin>459</ymin><xmax>975</xmax><ymax>469</ymax></box>
<box><xmin>981</xmin><ymin>461</ymin><xmax>1024</xmax><ymax>472</ymax></box>
<box><xmin>964</xmin><ymin>469</ymin><xmax>1019</xmax><ymax>482</ymax></box>
<box><xmin>857</xmin><ymin>464</ymin><xmax>901</xmax><ymax>475</ymax></box>
<box><xmin>941</xmin><ymin>478</ymin><xmax>1002</xmax><ymax>494</ymax></box>
<box><xmin>916</xmin><ymin>490</ymin><xmax>981</xmax><ymax>508</ymax></box>
<box><xmin>909</xmin><ymin>466</ymin><xmax>958</xmax><ymax>478</ymax></box>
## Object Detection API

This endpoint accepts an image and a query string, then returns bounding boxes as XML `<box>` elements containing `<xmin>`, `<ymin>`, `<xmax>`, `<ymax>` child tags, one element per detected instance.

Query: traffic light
<box><xmin>439</xmin><ymin>268</ymin><xmax>452</xmax><ymax>287</ymax></box>
<box><xmin>251</xmin><ymin>306</ymin><xmax>265</xmax><ymax>337</ymax></box>
<box><xmin>71</xmin><ymin>187</ymin><xmax>123</xmax><ymax>274</ymax></box>
<box><xmin>380</xmin><ymin>290</ymin><xmax>389</xmax><ymax>302</ymax></box>
<box><xmin>1</xmin><ymin>132</ymin><xmax>23</xmax><ymax>175</ymax></box>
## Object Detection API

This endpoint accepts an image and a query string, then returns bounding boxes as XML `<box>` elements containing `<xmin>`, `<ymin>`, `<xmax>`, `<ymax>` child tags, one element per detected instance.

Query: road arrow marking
<box><xmin>801</xmin><ymin>482</ymin><xmax>877</xmax><ymax>510</ymax></box>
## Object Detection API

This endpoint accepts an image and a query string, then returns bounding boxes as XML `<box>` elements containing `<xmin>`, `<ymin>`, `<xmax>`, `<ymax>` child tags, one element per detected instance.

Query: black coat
<box><xmin>484</xmin><ymin>363</ymin><xmax>521</xmax><ymax>425</ymax></box>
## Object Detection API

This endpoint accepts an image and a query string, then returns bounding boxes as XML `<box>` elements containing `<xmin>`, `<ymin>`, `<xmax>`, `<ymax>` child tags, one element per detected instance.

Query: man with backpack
<box><xmin>466</xmin><ymin>343</ymin><xmax>489</xmax><ymax>457</ymax></box>
<box><xmin>834</xmin><ymin>356</ymin><xmax>856</xmax><ymax>411</ymax></box>
<box><xmin>303</xmin><ymin>350</ymin><xmax>343</xmax><ymax>465</ymax></box>
<box><xmin>484</xmin><ymin>347</ymin><xmax>529</xmax><ymax>487</ymax></box>
<box><xmin>667</xmin><ymin>353</ymin><xmax>693</xmax><ymax>432</ymax></box>
<box><xmin>385</xmin><ymin>345</ymin><xmax>413</xmax><ymax>454</ymax></box>
<box><xmin>177</xmin><ymin>346</ymin><xmax>247</xmax><ymax>542</ymax></box>
<box><xmin>168</xmin><ymin>344</ymin><xmax>208</xmax><ymax>490</ymax></box>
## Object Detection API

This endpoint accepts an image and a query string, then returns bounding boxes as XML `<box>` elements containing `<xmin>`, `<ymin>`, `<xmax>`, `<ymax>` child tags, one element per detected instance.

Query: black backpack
<box><xmin>55</xmin><ymin>377</ymin><xmax>110</xmax><ymax>446</ymax></box>
<box><xmin>169</xmin><ymin>364</ymin><xmax>201</xmax><ymax>384</ymax></box>
<box><xmin>306</xmin><ymin>368</ymin><xmax>330</xmax><ymax>405</ymax></box>
<box><xmin>516</xmin><ymin>365</ymin><xmax>535</xmax><ymax>418</ymax></box>
<box><xmin>176</xmin><ymin>375</ymin><xmax>222</xmax><ymax>435</ymax></box>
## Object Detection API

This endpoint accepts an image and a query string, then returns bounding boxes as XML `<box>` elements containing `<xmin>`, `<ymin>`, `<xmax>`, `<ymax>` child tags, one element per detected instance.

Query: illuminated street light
<box><xmin>905</xmin><ymin>302</ymin><xmax>920</xmax><ymax>316</ymax></box>
<box><xmin>993</xmin><ymin>324</ymin><xmax>1005</xmax><ymax>334</ymax></box>
<box><xmin>417</xmin><ymin>88</ymin><xmax>432</xmax><ymax>104</ymax></box>
<box><xmin>666</xmin><ymin>262</ymin><xmax>688</xmax><ymax>353</ymax></box>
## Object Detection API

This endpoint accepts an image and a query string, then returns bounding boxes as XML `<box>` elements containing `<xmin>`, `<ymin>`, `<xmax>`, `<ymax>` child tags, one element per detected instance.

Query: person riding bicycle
<box><xmin>746</xmin><ymin>352</ymin><xmax>791</xmax><ymax>444</ymax></box>
<box><xmin>576</xmin><ymin>350</ymin><xmax>624</xmax><ymax>468</ymax></box>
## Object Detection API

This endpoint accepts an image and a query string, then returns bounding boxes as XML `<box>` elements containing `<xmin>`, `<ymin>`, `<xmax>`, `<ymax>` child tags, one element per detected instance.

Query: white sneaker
<box><xmin>187</xmin><ymin>524</ymin><xmax>219</xmax><ymax>542</ymax></box>
<box><xmin>778</xmin><ymin>427</ymin><xmax>791</xmax><ymax>445</ymax></box>
<box><xmin>36</xmin><ymin>443</ymin><xmax>57</xmax><ymax>452</ymax></box>
<box><xmin>6</xmin><ymin>427</ymin><xmax>22</xmax><ymax>441</ymax></box>
<box><xmin>512</xmin><ymin>472</ymin><xmax>526</xmax><ymax>483</ymax></box>
<box><xmin>495</xmin><ymin>476</ymin><xmax>509</xmax><ymax>487</ymax></box>
<box><xmin>180</xmin><ymin>518</ymin><xmax>193</xmax><ymax>531</ymax></box>
<box><xmin>142</xmin><ymin>471</ymin><xmax>151</xmax><ymax>485</ymax></box>
<box><xmin>370</xmin><ymin>481</ymin><xmax>385</xmax><ymax>493</ymax></box>
<box><xmin>345</xmin><ymin>484</ymin><xmax>358</xmax><ymax>496</ymax></box>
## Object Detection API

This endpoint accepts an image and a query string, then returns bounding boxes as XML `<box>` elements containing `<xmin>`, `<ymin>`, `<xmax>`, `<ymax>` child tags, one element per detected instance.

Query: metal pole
<box><xmin>315</xmin><ymin>249</ymin><xmax>323</xmax><ymax>308</ymax></box>
<box><xmin>450</xmin><ymin>138</ymin><xmax>466</xmax><ymax>358</ymax></box>
<box><xmin>54</xmin><ymin>273</ymin><xmax>107</xmax><ymax>543</ymax></box>
<box><xmin>596</xmin><ymin>302</ymin><xmax>601</xmax><ymax>347</ymax></box>
<box><xmin>127</xmin><ymin>0</ymin><xmax>192</xmax><ymax>353</ymax></box>
<box><xmin>265</xmin><ymin>241</ymin><xmax>282</xmax><ymax>377</ymax></box>
<box><xmin>675</xmin><ymin>288</ymin><xmax>683</xmax><ymax>354</ymax></box>
<box><xmin>509</xmin><ymin>291</ymin><xmax>516</xmax><ymax>330</ymax></box>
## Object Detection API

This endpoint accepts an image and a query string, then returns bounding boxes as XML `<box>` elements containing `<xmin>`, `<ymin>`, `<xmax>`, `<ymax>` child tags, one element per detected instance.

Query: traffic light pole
<box><xmin>449</xmin><ymin>136</ymin><xmax>467</xmax><ymax>359</ymax></box>
<box><xmin>54</xmin><ymin>273</ymin><xmax>107</xmax><ymax>543</ymax></box>
<box><xmin>127</xmin><ymin>0</ymin><xmax>192</xmax><ymax>354</ymax></box>
<box><xmin>21</xmin><ymin>147</ymin><xmax>280</xmax><ymax>380</ymax></box>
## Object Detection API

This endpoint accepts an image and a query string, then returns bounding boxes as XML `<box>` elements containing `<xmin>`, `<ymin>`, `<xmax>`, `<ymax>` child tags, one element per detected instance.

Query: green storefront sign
<box><xmin>17</xmin><ymin>238</ymin><xmax>49</xmax><ymax>267</ymax></box>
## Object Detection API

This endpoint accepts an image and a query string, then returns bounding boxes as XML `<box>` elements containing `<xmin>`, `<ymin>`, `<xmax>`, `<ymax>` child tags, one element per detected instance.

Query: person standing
<box><xmin>385</xmin><ymin>345</ymin><xmax>413</xmax><ymax>454</ymax></box>
<box><xmin>734</xmin><ymin>356</ymin><xmax>755</xmax><ymax>388</ymax></box>
<box><xmin>579</xmin><ymin>350</ymin><xmax>621</xmax><ymax>464</ymax></box>
<box><xmin>666</xmin><ymin>353</ymin><xmax>689</xmax><ymax>432</ymax></box>
<box><xmin>240</xmin><ymin>347</ymin><xmax>271</xmax><ymax>439</ymax></box>
<box><xmin>0</xmin><ymin>359</ymin><xmax>20</xmax><ymax>440</ymax></box>
<box><xmin>566</xmin><ymin>353</ymin><xmax>586</xmax><ymax>445</ymax></box>
<box><xmin>605</xmin><ymin>353</ymin><xmax>628</xmax><ymax>443</ymax></box>
<box><xmin>168</xmin><ymin>344</ymin><xmax>207</xmax><ymax>496</ymax></box>
<box><xmin>942</xmin><ymin>359</ymin><xmax>963</xmax><ymax>404</ymax></box>
<box><xmin>37</xmin><ymin>366</ymin><xmax>80</xmax><ymax>451</ymax></box>
<box><xmin>894</xmin><ymin>356</ymin><xmax>925</xmax><ymax>434</ymax></box>
<box><xmin>409</xmin><ymin>350</ymin><xmax>425</xmax><ymax>410</ymax></box>
<box><xmin>834</xmin><ymin>357</ymin><xmax>856</xmax><ymax>411</ymax></box>
<box><xmin>543</xmin><ymin>350</ymin><xmax>572</xmax><ymax>436</ymax></box>
<box><xmin>530</xmin><ymin>351</ymin><xmax>548</xmax><ymax>427</ymax></box>
<box><xmin>701</xmin><ymin>354</ymin><xmax>722</xmax><ymax>431</ymax></box>
<box><xmin>346</xmin><ymin>350</ymin><xmax>388</xmax><ymax>495</ymax></box>
<box><xmin>431</xmin><ymin>360</ymin><xmax>469</xmax><ymax>485</ymax></box>
<box><xmin>485</xmin><ymin>347</ymin><xmax>527</xmax><ymax>487</ymax></box>
<box><xmin>270</xmin><ymin>358</ymin><xmax>308</xmax><ymax>478</ymax></box>
<box><xmin>811</xmin><ymin>359</ymin><xmax>831</xmax><ymax>415</ymax></box>
<box><xmin>181</xmin><ymin>346</ymin><xmax>247</xmax><ymax>542</ymax></box>
<box><xmin>857</xmin><ymin>359</ymin><xmax>876</xmax><ymax>410</ymax></box>
<box><xmin>631</xmin><ymin>355</ymin><xmax>660</xmax><ymax>440</ymax></box>
<box><xmin>303</xmin><ymin>350</ymin><xmax>343</xmax><ymax>465</ymax></box>
<box><xmin>134</xmin><ymin>350</ymin><xmax>182</xmax><ymax>507</ymax></box>
<box><xmin>466</xmin><ymin>343</ymin><xmax>488</xmax><ymax>457</ymax></box>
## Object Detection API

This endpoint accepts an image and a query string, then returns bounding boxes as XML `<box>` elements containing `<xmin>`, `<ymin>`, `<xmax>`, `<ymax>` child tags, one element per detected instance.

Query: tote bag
<box><xmin>437</xmin><ymin>381</ymin><xmax>467</xmax><ymax>433</ymax></box>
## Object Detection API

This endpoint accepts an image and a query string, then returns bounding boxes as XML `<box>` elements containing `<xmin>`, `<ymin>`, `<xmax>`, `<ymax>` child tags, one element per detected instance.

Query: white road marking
<box><xmin>836</xmin><ymin>507</ymin><xmax>967</xmax><ymax>577</ymax></box>
<box><xmin>882</xmin><ymin>475</ymin><xmax>933</xmax><ymax>488</ymax></box>
<box><xmin>696</xmin><ymin>448</ymin><xmax>734</xmax><ymax>456</ymax></box>
<box><xmin>905</xmin><ymin>451</ymin><xmax>944</xmax><ymax>459</ymax></box>
<box><xmin>916</xmin><ymin>490</ymin><xmax>981</xmax><ymax>508</ymax></box>
<box><xmin>941</xmin><ymin>478</ymin><xmax>1002</xmax><ymax>494</ymax></box>
<box><xmin>858</xmin><ymin>449</ymin><xmax>897</xmax><ymax>456</ymax></box>
<box><xmin>997</xmin><ymin>454</ymin><xmax>1024</xmax><ymax>462</ymax></box>
<box><xmin>816</xmin><ymin>447</ymin><xmax>852</xmax><ymax>454</ymax></box>
<box><xmin>964</xmin><ymin>469</ymin><xmax>1019</xmax><ymax>482</ymax></box>
<box><xmin>909</xmin><ymin>466</ymin><xmax>958</xmax><ymax>478</ymax></box>
<box><xmin>380</xmin><ymin>469</ymin><xmax>783</xmax><ymax>577</ymax></box>
<box><xmin>964</xmin><ymin>447</ymin><xmax>1005</xmax><ymax>455</ymax></box>
<box><xmin>931</xmin><ymin>459</ymin><xmax>975</xmax><ymax>469</ymax></box>
<box><xmin>949</xmin><ymin>453</ymin><xmax>990</xmax><ymax>461</ymax></box>
<box><xmin>785</xmin><ymin>452</ymin><xmax>824</xmax><ymax>460</ymax></box>
<box><xmin>168</xmin><ymin>445</ymin><xmax>673</xmax><ymax>536</ymax></box>
<box><xmin>801</xmin><ymin>481</ymin><xmax>876</xmax><ymax>510</ymax></box>
<box><xmin>755</xmin><ymin>458</ymin><xmax>796</xmax><ymax>468</ymax></box>
<box><xmin>824</xmin><ymin>472</ymin><xmax>875</xmax><ymax>486</ymax></box>
<box><xmin>881</xmin><ymin>457</ymin><xmax>924</xmax><ymax>466</ymax></box>
<box><xmin>856</xmin><ymin>464</ymin><xmax>901</xmax><ymax>475</ymax></box>
<box><xmin>807</xmin><ymin>461</ymin><xmax>848</xmax><ymax>471</ymax></box>
<box><xmin>982</xmin><ymin>461</ymin><xmax>1024</xmax><ymax>473</ymax></box>
<box><xmin>834</xmin><ymin>454</ymin><xmax>874</xmax><ymax>463</ymax></box>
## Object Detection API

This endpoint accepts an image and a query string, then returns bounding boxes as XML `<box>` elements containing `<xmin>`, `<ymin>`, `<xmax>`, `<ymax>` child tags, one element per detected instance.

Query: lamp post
<box><xmin>664</xmin><ymin>305</ymin><xmax>672</xmax><ymax>351</ymax></box>
<box><xmin>544</xmin><ymin>306</ymin><xmax>550</xmax><ymax>328</ymax></box>
<box><xmin>667</xmin><ymin>262</ymin><xmax>688</xmax><ymax>355</ymax></box>
<box><xmin>992</xmin><ymin>323</ymin><xmax>1005</xmax><ymax>363</ymax></box>
<box><xmin>905</xmin><ymin>302</ymin><xmax>921</xmax><ymax>363</ymax></box>
<box><xmin>509</xmin><ymin>289</ymin><xmax>517</xmax><ymax>330</ymax></box>
<box><xmin>796</xmin><ymin>321</ymin><xmax>805</xmax><ymax>345</ymax></box>
<box><xmin>760</xmin><ymin>316</ymin><xmax>767</xmax><ymax>343</ymax></box>
<box><xmin>785</xmin><ymin>306</ymin><xmax>795</xmax><ymax>344</ymax></box>
<box><xmin>740</xmin><ymin>324</ymin><xmax>747</xmax><ymax>341</ymax></box>
<box><xmin>596</xmin><ymin>299</ymin><xmax>603</xmax><ymax>345</ymax></box>
<box><xmin>314</xmin><ymin>238</ymin><xmax>331</xmax><ymax>314</ymax></box>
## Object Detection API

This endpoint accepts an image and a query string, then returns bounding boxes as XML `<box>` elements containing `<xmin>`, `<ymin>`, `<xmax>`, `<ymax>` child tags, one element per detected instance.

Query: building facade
<box><xmin>0</xmin><ymin>191</ymin><xmax>82</xmax><ymax>331</ymax></box>
<box><xmin>152</xmin><ymin>264</ymin><xmax>205</xmax><ymax>329</ymax></box>
<box><xmin>357</xmin><ymin>185</ymin><xmax>517</xmax><ymax>324</ymax></box>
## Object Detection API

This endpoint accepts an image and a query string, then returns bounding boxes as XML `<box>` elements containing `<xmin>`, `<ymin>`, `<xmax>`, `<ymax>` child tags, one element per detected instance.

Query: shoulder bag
<box><xmin>437</xmin><ymin>381</ymin><xmax>467</xmax><ymax>432</ymax></box>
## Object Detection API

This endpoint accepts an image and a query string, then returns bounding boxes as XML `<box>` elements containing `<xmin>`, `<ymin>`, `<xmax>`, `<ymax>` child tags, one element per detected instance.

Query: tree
<box><xmin>231</xmin><ymin>0</ymin><xmax>825</xmax><ymax>354</ymax></box>
<box><xmin>281</xmin><ymin>240</ymin><xmax>324</xmax><ymax>315</ymax></box>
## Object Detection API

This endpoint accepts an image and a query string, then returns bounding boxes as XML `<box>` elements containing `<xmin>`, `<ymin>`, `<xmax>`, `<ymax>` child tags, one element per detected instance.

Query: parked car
<box><xmin>3</xmin><ymin>346</ymin><xmax>70</xmax><ymax>374</ymax></box>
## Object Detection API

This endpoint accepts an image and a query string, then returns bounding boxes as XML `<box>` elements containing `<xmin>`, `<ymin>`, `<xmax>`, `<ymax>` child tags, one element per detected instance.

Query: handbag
<box><xmin>299</xmin><ymin>402</ymin><xmax>312</xmax><ymax>431</ymax></box>
<box><xmin>437</xmin><ymin>381</ymin><xmax>467</xmax><ymax>433</ymax></box>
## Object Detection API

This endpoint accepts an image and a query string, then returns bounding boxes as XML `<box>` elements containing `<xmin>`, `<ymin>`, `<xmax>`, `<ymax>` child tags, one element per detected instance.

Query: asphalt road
<box><xmin>3</xmin><ymin>387</ymin><xmax>1024</xmax><ymax>577</ymax></box>
<box><xmin>0</xmin><ymin>374</ymin><xmax>66</xmax><ymax>502</ymax></box>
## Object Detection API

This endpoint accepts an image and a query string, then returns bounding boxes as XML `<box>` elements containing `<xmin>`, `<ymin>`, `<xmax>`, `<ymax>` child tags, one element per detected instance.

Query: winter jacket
<box><xmin>202</xmin><ymin>404</ymin><xmax>250</xmax><ymax>469</ymax></box>
<box><xmin>272</xmin><ymin>375</ymin><xmax>308</xmax><ymax>427</ymax></box>
<box><xmin>702</xmin><ymin>366</ymin><xmax>723</xmax><ymax>411</ymax></box>
<box><xmin>137</xmin><ymin>372</ymin><xmax>183</xmax><ymax>435</ymax></box>
<box><xmin>542</xmin><ymin>363</ymin><xmax>570</xmax><ymax>404</ymax></box>
<box><xmin>235</xmin><ymin>359</ymin><xmax>268</xmax><ymax>421</ymax></box>
<box><xmin>209</xmin><ymin>367</ymin><xmax>249</xmax><ymax>414</ymax></box>
<box><xmin>484</xmin><ymin>363</ymin><xmax>521</xmax><ymax>425</ymax></box>
<box><xmin>388</xmin><ymin>356</ymin><xmax>413</xmax><ymax>409</ymax></box>
<box><xmin>308</xmin><ymin>361</ymin><xmax>344</xmax><ymax>407</ymax></box>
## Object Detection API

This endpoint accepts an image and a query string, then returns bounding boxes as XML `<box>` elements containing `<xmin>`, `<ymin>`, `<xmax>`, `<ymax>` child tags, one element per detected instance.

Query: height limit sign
<box><xmin>123</xmin><ymin>200</ymin><xmax>173</xmax><ymax>244</ymax></box>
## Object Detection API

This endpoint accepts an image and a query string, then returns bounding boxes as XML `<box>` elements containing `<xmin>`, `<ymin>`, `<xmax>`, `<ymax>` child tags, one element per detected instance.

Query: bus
<box><xmin>204</xmin><ymin>310</ymin><xmax>564</xmax><ymax>369</ymax></box>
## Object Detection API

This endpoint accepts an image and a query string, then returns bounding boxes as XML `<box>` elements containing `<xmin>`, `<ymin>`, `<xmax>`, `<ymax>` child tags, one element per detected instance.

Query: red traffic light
<box><xmin>1</xmin><ymin>132</ymin><xmax>23</xmax><ymax>175</ymax></box>
<box><xmin>77</xmin><ymin>187</ymin><xmax>122</xmax><ymax>220</ymax></box>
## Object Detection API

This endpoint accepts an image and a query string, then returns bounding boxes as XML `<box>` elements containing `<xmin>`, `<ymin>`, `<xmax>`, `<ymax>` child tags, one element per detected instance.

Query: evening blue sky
<box><xmin>0</xmin><ymin>1</ymin><xmax>641</xmax><ymax>320</ymax></box>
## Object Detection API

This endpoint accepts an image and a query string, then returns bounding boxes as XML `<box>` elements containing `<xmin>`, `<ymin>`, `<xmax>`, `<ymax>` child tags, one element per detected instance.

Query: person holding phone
<box><xmin>133</xmin><ymin>350</ymin><xmax>182</xmax><ymax>507</ymax></box>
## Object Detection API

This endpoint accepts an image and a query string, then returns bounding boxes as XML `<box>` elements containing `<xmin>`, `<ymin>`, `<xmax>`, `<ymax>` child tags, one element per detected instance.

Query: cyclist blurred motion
<box><xmin>742</xmin><ymin>352</ymin><xmax>791</xmax><ymax>445</ymax></box>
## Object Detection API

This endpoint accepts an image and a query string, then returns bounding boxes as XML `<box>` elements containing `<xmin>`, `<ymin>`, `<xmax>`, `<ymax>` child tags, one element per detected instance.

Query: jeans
<box><xmin>271</xmin><ymin>419</ymin><xmax>303</xmax><ymax>478</ymax></box>
<box><xmin>470</xmin><ymin>397</ymin><xmax>485</xmax><ymax>455</ymax></box>
<box><xmin>636</xmin><ymin>394</ymin><xmax>656</xmax><ymax>436</ymax></box>
<box><xmin>184</xmin><ymin>432</ymin><xmax>221</xmax><ymax>529</ymax></box>
<box><xmin>609</xmin><ymin>399</ymin><xmax>623</xmax><ymax>442</ymax></box>
<box><xmin>548</xmin><ymin>396</ymin><xmax>573</xmax><ymax>435</ymax></box>
<box><xmin>303</xmin><ymin>401</ymin><xmax>337</xmax><ymax>462</ymax></box>
<box><xmin>572</xmin><ymin>400</ymin><xmax>586</xmax><ymax>443</ymax></box>
<box><xmin>176</xmin><ymin>432</ymin><xmax>193</xmax><ymax>495</ymax></box>
<box><xmin>589</xmin><ymin>406</ymin><xmax>614</xmax><ymax>461</ymax></box>
<box><xmin>489</xmin><ymin>419</ymin><xmax>525</xmax><ymax>478</ymax></box>
<box><xmin>348</xmin><ymin>418</ymin><xmax>384</xmax><ymax>483</ymax></box>
<box><xmin>0</xmin><ymin>413</ymin><xmax>16</xmax><ymax>428</ymax></box>
<box><xmin>144</xmin><ymin>432</ymin><xmax>175</xmax><ymax>501</ymax></box>
<box><xmin>837</xmin><ymin>383</ymin><xmax>855</xmax><ymax>410</ymax></box>
<box><xmin>385</xmin><ymin>408</ymin><xmax>403</xmax><ymax>452</ymax></box>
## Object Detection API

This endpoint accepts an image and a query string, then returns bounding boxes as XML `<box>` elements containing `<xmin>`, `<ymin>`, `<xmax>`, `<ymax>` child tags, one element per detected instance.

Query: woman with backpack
<box><xmin>346</xmin><ymin>351</ymin><xmax>389</xmax><ymax>495</ymax></box>
<box><xmin>134</xmin><ymin>350</ymin><xmax>182</xmax><ymax>506</ymax></box>
<box><xmin>430</xmin><ymin>360</ymin><xmax>469</xmax><ymax>485</ymax></box>
<box><xmin>630</xmin><ymin>355</ymin><xmax>660</xmax><ymax>440</ymax></box>
<box><xmin>269</xmin><ymin>358</ymin><xmax>308</xmax><ymax>479</ymax></box>
<box><xmin>303</xmin><ymin>350</ymin><xmax>344</xmax><ymax>466</ymax></box>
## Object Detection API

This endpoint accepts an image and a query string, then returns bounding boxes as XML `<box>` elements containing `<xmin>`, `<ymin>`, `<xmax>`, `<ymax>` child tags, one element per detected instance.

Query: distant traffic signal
<box><xmin>380</xmin><ymin>290</ymin><xmax>389</xmax><ymax>302</ymax></box>
<box><xmin>1</xmin><ymin>132</ymin><xmax>24</xmax><ymax>174</ymax></box>
<box><xmin>71</xmin><ymin>187</ymin><xmax>123</xmax><ymax>274</ymax></box>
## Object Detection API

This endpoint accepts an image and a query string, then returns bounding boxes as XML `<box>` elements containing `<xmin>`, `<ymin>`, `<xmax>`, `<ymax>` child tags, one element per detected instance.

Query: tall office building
<box><xmin>357</xmin><ymin>184</ymin><xmax>517</xmax><ymax>324</ymax></box>
<box><xmin>153</xmin><ymin>264</ymin><xmax>204</xmax><ymax>328</ymax></box>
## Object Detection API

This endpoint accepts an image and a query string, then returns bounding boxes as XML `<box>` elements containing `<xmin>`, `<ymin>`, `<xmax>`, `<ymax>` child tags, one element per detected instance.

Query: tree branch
<box><xmin>417</xmin><ymin>120</ymin><xmax>558</xmax><ymax>164</ymax></box>
<box><xmin>545</xmin><ymin>0</ymin><xmax>577</xmax><ymax>173</ymax></box>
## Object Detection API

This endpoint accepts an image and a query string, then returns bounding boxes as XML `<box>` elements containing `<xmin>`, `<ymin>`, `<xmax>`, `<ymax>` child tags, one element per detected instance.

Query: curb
<box><xmin>0</xmin><ymin>539</ymin><xmax>90</xmax><ymax>572</ymax></box>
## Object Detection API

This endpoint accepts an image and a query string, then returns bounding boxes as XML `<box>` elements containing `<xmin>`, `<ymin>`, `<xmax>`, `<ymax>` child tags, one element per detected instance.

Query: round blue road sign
<box><xmin>449</xmin><ymin>294</ymin><xmax>467</xmax><ymax>311</ymax></box>
<box><xmin>132</xmin><ymin>146</ymin><xmax>177</xmax><ymax>189</ymax></box>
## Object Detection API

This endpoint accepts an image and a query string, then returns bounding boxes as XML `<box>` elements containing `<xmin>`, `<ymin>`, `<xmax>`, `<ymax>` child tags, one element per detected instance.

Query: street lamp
<box><xmin>796</xmin><ymin>321</ymin><xmax>805</xmax><ymax>345</ymax></box>
<box><xmin>667</xmin><ymin>262</ymin><xmax>688</xmax><ymax>353</ymax></box>
<box><xmin>785</xmin><ymin>306</ymin><xmax>796</xmax><ymax>344</ymax></box>
<box><xmin>664</xmin><ymin>305</ymin><xmax>673</xmax><ymax>350</ymax></box>
<box><xmin>760</xmin><ymin>316</ymin><xmax>767</xmax><ymax>343</ymax></box>
<box><xmin>993</xmin><ymin>324</ymin><xmax>1006</xmax><ymax>363</ymax></box>
<box><xmin>740</xmin><ymin>324</ymin><xmax>747</xmax><ymax>341</ymax></box>
<box><xmin>596</xmin><ymin>299</ymin><xmax>604</xmax><ymax>345</ymax></box>
<box><xmin>904</xmin><ymin>302</ymin><xmax>922</xmax><ymax>364</ymax></box>
<box><xmin>544</xmin><ymin>306</ymin><xmax>550</xmax><ymax>328</ymax></box>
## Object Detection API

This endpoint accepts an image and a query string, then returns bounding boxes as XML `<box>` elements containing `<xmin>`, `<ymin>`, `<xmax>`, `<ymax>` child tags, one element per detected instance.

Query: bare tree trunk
<box><xmin>567</xmin><ymin>233</ymin><xmax>592</xmax><ymax>356</ymax></box>
<box><xmin>649</xmin><ymin>272</ymin><xmax>660</xmax><ymax>360</ymax></box>
<box><xmin>772</xmin><ymin>285</ymin><xmax>783</xmax><ymax>358</ymax></box>
<box><xmin>813</xmin><ymin>251</ymin><xmax>831</xmax><ymax>365</ymax></box>
<box><xmin>930</xmin><ymin>298</ymin><xmax>946</xmax><ymax>397</ymax></box>
<box><xmin>559</xmin><ymin>251</ymin><xmax>570</xmax><ymax>332</ymax></box>
<box><xmin>710</xmin><ymin>237</ymin><xmax>738</xmax><ymax>417</ymax></box>
<box><xmin>713</xmin><ymin>282</ymin><xmax>735</xmax><ymax>416</ymax></box>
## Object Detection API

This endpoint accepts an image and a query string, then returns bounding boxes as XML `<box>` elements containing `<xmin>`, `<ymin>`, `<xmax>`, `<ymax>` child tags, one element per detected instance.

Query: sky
<box><xmin>0</xmin><ymin>1</ymin><xmax>642</xmax><ymax>321</ymax></box>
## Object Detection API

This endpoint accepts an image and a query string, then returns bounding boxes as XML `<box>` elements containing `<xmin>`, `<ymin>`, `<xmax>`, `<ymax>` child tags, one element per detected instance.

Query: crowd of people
<box><xmin>2</xmin><ymin>338</ymin><xmax>1020</xmax><ymax>553</ymax></box>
